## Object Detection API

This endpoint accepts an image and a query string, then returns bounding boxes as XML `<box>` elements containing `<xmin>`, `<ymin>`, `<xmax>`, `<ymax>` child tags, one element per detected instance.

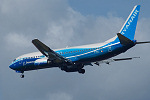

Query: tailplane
<box><xmin>136</xmin><ymin>41</ymin><xmax>150</xmax><ymax>44</ymax></box>
<box><xmin>117</xmin><ymin>33</ymin><xmax>134</xmax><ymax>45</ymax></box>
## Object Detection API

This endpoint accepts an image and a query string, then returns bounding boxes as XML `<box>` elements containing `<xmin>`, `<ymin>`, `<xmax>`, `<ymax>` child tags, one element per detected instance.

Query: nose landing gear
<box><xmin>20</xmin><ymin>72</ymin><xmax>24</xmax><ymax>78</ymax></box>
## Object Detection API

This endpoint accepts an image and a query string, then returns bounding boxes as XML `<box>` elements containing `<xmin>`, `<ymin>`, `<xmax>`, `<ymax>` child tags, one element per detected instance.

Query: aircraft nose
<box><xmin>9</xmin><ymin>63</ymin><xmax>15</xmax><ymax>70</ymax></box>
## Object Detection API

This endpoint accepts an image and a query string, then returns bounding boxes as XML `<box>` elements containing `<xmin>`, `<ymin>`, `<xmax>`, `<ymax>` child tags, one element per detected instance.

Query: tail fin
<box><xmin>119</xmin><ymin>5</ymin><xmax>140</xmax><ymax>40</ymax></box>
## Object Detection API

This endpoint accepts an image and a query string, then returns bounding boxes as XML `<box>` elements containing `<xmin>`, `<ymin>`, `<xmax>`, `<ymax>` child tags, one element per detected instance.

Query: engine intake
<box><xmin>34</xmin><ymin>58</ymin><xmax>48</xmax><ymax>66</ymax></box>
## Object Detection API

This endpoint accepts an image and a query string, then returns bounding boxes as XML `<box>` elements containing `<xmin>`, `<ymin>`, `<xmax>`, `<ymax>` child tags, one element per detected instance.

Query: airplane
<box><xmin>9</xmin><ymin>5</ymin><xmax>150</xmax><ymax>78</ymax></box>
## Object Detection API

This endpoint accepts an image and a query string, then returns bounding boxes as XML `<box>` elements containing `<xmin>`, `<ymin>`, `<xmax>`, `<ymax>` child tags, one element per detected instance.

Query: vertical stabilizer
<box><xmin>119</xmin><ymin>5</ymin><xmax>140</xmax><ymax>40</ymax></box>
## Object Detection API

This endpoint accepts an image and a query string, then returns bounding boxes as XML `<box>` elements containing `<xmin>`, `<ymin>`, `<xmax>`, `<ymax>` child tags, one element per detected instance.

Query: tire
<box><xmin>78</xmin><ymin>69</ymin><xmax>85</xmax><ymax>74</ymax></box>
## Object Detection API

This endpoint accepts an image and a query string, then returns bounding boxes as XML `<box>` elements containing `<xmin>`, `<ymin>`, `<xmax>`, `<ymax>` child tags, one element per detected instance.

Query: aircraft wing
<box><xmin>32</xmin><ymin>39</ymin><xmax>72</xmax><ymax>64</ymax></box>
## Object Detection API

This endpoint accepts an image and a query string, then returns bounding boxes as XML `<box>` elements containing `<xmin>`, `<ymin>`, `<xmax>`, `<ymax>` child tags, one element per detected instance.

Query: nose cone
<box><xmin>9</xmin><ymin>63</ymin><xmax>16</xmax><ymax>70</ymax></box>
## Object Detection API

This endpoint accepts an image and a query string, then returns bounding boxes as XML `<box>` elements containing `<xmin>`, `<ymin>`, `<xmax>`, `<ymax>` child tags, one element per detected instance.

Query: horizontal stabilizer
<box><xmin>117</xmin><ymin>33</ymin><xmax>134</xmax><ymax>45</ymax></box>
<box><xmin>113</xmin><ymin>57</ymin><xmax>140</xmax><ymax>61</ymax></box>
<box><xmin>94</xmin><ymin>57</ymin><xmax>140</xmax><ymax>66</ymax></box>
<box><xmin>136</xmin><ymin>41</ymin><xmax>150</xmax><ymax>44</ymax></box>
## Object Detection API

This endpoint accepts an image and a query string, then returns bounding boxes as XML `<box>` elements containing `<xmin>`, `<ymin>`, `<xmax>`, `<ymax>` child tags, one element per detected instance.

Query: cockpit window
<box><xmin>13</xmin><ymin>59</ymin><xmax>16</xmax><ymax>62</ymax></box>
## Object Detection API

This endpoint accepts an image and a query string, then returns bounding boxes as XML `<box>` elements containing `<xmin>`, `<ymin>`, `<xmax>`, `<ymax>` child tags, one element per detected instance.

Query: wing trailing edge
<box><xmin>32</xmin><ymin>39</ymin><xmax>73</xmax><ymax>64</ymax></box>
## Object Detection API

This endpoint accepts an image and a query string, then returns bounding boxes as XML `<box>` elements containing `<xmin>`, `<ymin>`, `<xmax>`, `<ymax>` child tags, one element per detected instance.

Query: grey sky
<box><xmin>0</xmin><ymin>0</ymin><xmax>150</xmax><ymax>100</ymax></box>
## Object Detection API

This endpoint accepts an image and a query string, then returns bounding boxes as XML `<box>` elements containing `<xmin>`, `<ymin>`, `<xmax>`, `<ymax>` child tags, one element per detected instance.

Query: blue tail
<box><xmin>119</xmin><ymin>5</ymin><xmax>140</xmax><ymax>40</ymax></box>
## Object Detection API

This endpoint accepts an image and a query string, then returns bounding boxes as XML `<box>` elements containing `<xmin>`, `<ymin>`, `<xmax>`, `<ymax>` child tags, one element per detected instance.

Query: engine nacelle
<box><xmin>34</xmin><ymin>58</ymin><xmax>48</xmax><ymax>66</ymax></box>
<box><xmin>60</xmin><ymin>63</ymin><xmax>84</xmax><ymax>72</ymax></box>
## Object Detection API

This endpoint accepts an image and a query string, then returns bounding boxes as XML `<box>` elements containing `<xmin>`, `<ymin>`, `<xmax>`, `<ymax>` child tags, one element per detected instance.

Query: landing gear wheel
<box><xmin>78</xmin><ymin>69</ymin><xmax>85</xmax><ymax>74</ymax></box>
<box><xmin>20</xmin><ymin>74</ymin><xmax>24</xmax><ymax>78</ymax></box>
<box><xmin>47</xmin><ymin>59</ymin><xmax>52</xmax><ymax>65</ymax></box>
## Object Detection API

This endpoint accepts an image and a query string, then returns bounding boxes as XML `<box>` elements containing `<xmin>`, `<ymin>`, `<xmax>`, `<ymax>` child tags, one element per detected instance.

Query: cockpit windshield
<box><xmin>13</xmin><ymin>59</ymin><xmax>16</xmax><ymax>62</ymax></box>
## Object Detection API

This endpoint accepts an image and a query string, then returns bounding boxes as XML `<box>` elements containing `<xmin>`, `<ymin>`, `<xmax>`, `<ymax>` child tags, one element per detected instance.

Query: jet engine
<box><xmin>34</xmin><ymin>58</ymin><xmax>49</xmax><ymax>66</ymax></box>
<box><xmin>60</xmin><ymin>63</ymin><xmax>85</xmax><ymax>74</ymax></box>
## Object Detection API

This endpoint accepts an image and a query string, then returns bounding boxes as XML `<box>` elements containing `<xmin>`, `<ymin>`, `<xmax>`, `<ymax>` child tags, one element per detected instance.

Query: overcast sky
<box><xmin>1</xmin><ymin>0</ymin><xmax>150</xmax><ymax>100</ymax></box>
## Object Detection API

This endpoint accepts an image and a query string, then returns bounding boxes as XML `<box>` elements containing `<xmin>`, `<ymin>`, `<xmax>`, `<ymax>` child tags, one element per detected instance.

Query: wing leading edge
<box><xmin>32</xmin><ymin>39</ymin><xmax>72</xmax><ymax>64</ymax></box>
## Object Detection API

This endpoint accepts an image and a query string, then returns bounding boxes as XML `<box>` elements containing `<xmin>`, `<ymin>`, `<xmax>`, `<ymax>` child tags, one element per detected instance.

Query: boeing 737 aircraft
<box><xmin>9</xmin><ymin>5</ymin><xmax>150</xmax><ymax>78</ymax></box>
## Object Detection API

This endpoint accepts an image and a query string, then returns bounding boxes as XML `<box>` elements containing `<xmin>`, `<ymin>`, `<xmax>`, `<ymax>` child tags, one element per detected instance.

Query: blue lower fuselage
<box><xmin>9</xmin><ymin>40</ymin><xmax>136</xmax><ymax>72</ymax></box>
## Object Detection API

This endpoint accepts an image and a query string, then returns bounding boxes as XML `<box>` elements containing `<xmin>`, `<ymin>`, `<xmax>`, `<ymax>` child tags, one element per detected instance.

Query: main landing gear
<box><xmin>78</xmin><ymin>69</ymin><xmax>85</xmax><ymax>74</ymax></box>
